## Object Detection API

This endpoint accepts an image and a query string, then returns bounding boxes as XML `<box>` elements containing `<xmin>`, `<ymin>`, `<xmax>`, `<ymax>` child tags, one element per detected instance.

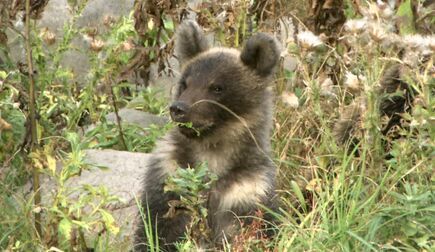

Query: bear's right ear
<box><xmin>175</xmin><ymin>21</ymin><xmax>209</xmax><ymax>66</ymax></box>
<box><xmin>240</xmin><ymin>33</ymin><xmax>280</xmax><ymax>77</ymax></box>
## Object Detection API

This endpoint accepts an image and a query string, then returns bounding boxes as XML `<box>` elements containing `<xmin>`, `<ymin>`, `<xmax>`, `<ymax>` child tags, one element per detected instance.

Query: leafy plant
<box><xmin>32</xmin><ymin>133</ymin><xmax>121</xmax><ymax>250</ymax></box>
<box><xmin>85</xmin><ymin>121</ymin><xmax>172</xmax><ymax>152</ymax></box>
<box><xmin>164</xmin><ymin>162</ymin><xmax>218</xmax><ymax>249</ymax></box>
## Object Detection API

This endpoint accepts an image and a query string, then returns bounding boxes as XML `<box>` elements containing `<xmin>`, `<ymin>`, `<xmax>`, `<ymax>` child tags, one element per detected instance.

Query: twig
<box><xmin>24</xmin><ymin>0</ymin><xmax>42</xmax><ymax>237</ymax></box>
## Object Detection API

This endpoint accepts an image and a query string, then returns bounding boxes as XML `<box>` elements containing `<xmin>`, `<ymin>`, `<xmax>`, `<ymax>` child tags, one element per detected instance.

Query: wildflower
<box><xmin>281</xmin><ymin>91</ymin><xmax>299</xmax><ymax>108</ymax></box>
<box><xmin>103</xmin><ymin>15</ymin><xmax>116</xmax><ymax>27</ymax></box>
<box><xmin>90</xmin><ymin>39</ymin><xmax>105</xmax><ymax>52</ymax></box>
<box><xmin>122</xmin><ymin>40</ymin><xmax>134</xmax><ymax>51</ymax></box>
<box><xmin>382</xmin><ymin>33</ymin><xmax>401</xmax><ymax>47</ymax></box>
<box><xmin>297</xmin><ymin>30</ymin><xmax>323</xmax><ymax>50</ymax></box>
<box><xmin>344</xmin><ymin>19</ymin><xmax>367</xmax><ymax>34</ymax></box>
<box><xmin>376</xmin><ymin>0</ymin><xmax>394</xmax><ymax>19</ymax></box>
<box><xmin>368</xmin><ymin>24</ymin><xmax>387</xmax><ymax>42</ymax></box>
<box><xmin>403</xmin><ymin>34</ymin><xmax>431</xmax><ymax>51</ymax></box>
<box><xmin>40</xmin><ymin>28</ymin><xmax>56</xmax><ymax>45</ymax></box>
<box><xmin>344</xmin><ymin>71</ymin><xmax>362</xmax><ymax>93</ymax></box>
<box><xmin>319</xmin><ymin>76</ymin><xmax>336</xmax><ymax>98</ymax></box>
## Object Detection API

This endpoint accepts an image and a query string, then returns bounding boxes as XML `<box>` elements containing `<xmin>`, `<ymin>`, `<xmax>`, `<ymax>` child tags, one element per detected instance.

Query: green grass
<box><xmin>1</xmin><ymin>0</ymin><xmax>434</xmax><ymax>251</ymax></box>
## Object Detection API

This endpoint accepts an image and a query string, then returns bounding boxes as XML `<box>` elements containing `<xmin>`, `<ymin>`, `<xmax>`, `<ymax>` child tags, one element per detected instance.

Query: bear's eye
<box><xmin>210</xmin><ymin>85</ymin><xmax>223</xmax><ymax>94</ymax></box>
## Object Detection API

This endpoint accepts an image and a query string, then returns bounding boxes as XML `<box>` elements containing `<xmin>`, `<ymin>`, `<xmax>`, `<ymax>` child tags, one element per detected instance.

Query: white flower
<box><xmin>319</xmin><ymin>76</ymin><xmax>336</xmax><ymax>98</ymax></box>
<box><xmin>344</xmin><ymin>71</ymin><xmax>362</xmax><ymax>93</ymax></box>
<box><xmin>344</xmin><ymin>19</ymin><xmax>367</xmax><ymax>34</ymax></box>
<box><xmin>369</xmin><ymin>24</ymin><xmax>387</xmax><ymax>42</ymax></box>
<box><xmin>403</xmin><ymin>34</ymin><xmax>431</xmax><ymax>51</ymax></box>
<box><xmin>382</xmin><ymin>33</ymin><xmax>401</xmax><ymax>47</ymax></box>
<box><xmin>297</xmin><ymin>31</ymin><xmax>323</xmax><ymax>50</ymax></box>
<box><xmin>281</xmin><ymin>92</ymin><xmax>299</xmax><ymax>108</ymax></box>
<box><xmin>376</xmin><ymin>1</ymin><xmax>394</xmax><ymax>19</ymax></box>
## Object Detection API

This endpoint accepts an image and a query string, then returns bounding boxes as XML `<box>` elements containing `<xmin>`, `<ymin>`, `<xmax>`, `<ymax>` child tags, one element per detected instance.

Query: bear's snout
<box><xmin>170</xmin><ymin>101</ymin><xmax>189</xmax><ymax>123</ymax></box>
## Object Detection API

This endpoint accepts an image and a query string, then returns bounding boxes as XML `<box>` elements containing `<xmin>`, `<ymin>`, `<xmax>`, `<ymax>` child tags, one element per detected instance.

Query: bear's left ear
<box><xmin>175</xmin><ymin>21</ymin><xmax>209</xmax><ymax>66</ymax></box>
<box><xmin>240</xmin><ymin>33</ymin><xmax>280</xmax><ymax>77</ymax></box>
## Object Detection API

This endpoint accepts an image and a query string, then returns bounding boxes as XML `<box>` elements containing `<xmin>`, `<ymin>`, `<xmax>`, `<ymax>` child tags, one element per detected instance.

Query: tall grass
<box><xmin>0</xmin><ymin>0</ymin><xmax>433</xmax><ymax>251</ymax></box>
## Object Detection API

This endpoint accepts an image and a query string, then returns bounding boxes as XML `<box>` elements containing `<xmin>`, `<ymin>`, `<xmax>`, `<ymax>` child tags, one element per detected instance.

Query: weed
<box><xmin>0</xmin><ymin>0</ymin><xmax>433</xmax><ymax>251</ymax></box>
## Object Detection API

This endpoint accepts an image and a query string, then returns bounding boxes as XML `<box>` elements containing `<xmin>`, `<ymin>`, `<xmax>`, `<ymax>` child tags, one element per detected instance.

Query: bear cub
<box><xmin>134</xmin><ymin>21</ymin><xmax>280</xmax><ymax>251</ymax></box>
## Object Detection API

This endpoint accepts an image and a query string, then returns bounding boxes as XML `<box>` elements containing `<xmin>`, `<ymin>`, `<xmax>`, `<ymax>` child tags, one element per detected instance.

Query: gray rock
<box><xmin>22</xmin><ymin>149</ymin><xmax>152</xmax><ymax>245</ymax></box>
<box><xmin>78</xmin><ymin>149</ymin><xmax>148</xmax><ymax>202</ymax></box>
<box><xmin>105</xmin><ymin>108</ymin><xmax>169</xmax><ymax>128</ymax></box>
<box><xmin>6</xmin><ymin>0</ymin><xmax>137</xmax><ymax>85</ymax></box>
<box><xmin>79</xmin><ymin>149</ymin><xmax>149</xmax><ymax>242</ymax></box>
<box><xmin>38</xmin><ymin>0</ymin><xmax>72</xmax><ymax>36</ymax></box>
<box><xmin>76</xmin><ymin>0</ymin><xmax>134</xmax><ymax>28</ymax></box>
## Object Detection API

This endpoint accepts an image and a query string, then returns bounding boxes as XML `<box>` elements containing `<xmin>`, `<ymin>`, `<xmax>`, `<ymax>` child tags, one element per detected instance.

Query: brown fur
<box><xmin>134</xmin><ymin>21</ymin><xmax>280</xmax><ymax>251</ymax></box>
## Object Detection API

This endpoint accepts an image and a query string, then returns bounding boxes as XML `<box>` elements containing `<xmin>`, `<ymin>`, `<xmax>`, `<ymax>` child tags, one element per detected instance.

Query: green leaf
<box><xmin>58</xmin><ymin>218</ymin><xmax>73</xmax><ymax>244</ymax></box>
<box><xmin>0</xmin><ymin>71</ymin><xmax>7</xmax><ymax>80</ymax></box>
<box><xmin>71</xmin><ymin>220</ymin><xmax>90</xmax><ymax>230</ymax></box>
<box><xmin>291</xmin><ymin>181</ymin><xmax>307</xmax><ymax>212</ymax></box>
<box><xmin>100</xmin><ymin>209</ymin><xmax>119</xmax><ymax>234</ymax></box>
<box><xmin>163</xmin><ymin>17</ymin><xmax>174</xmax><ymax>31</ymax></box>
<box><xmin>401</xmin><ymin>222</ymin><xmax>418</xmax><ymax>237</ymax></box>
<box><xmin>396</xmin><ymin>0</ymin><xmax>416</xmax><ymax>35</ymax></box>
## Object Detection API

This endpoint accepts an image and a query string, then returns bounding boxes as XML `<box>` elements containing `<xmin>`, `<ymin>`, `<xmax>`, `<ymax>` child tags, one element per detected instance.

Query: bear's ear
<box><xmin>240</xmin><ymin>33</ymin><xmax>280</xmax><ymax>77</ymax></box>
<box><xmin>175</xmin><ymin>21</ymin><xmax>209</xmax><ymax>65</ymax></box>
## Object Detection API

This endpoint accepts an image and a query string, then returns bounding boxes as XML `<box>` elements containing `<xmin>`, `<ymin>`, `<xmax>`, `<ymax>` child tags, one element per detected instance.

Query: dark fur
<box><xmin>134</xmin><ymin>21</ymin><xmax>279</xmax><ymax>251</ymax></box>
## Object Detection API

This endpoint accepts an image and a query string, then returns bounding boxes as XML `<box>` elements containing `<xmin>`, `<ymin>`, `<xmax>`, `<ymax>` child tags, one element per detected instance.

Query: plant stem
<box><xmin>78</xmin><ymin>227</ymin><xmax>88</xmax><ymax>251</ymax></box>
<box><xmin>109</xmin><ymin>80</ymin><xmax>127</xmax><ymax>150</ymax></box>
<box><xmin>25</xmin><ymin>0</ymin><xmax>42</xmax><ymax>237</ymax></box>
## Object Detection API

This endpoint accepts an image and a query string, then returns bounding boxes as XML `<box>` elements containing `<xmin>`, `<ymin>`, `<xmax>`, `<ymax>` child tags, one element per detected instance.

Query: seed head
<box><xmin>368</xmin><ymin>24</ymin><xmax>387</xmax><ymax>42</ymax></box>
<box><xmin>319</xmin><ymin>76</ymin><xmax>336</xmax><ymax>98</ymax></box>
<box><xmin>297</xmin><ymin>30</ymin><xmax>324</xmax><ymax>50</ymax></box>
<box><xmin>90</xmin><ymin>39</ymin><xmax>105</xmax><ymax>52</ymax></box>
<box><xmin>40</xmin><ymin>28</ymin><xmax>56</xmax><ymax>45</ymax></box>
<box><xmin>344</xmin><ymin>19</ymin><xmax>367</xmax><ymax>34</ymax></box>
<box><xmin>281</xmin><ymin>92</ymin><xmax>299</xmax><ymax>108</ymax></box>
<box><xmin>344</xmin><ymin>71</ymin><xmax>362</xmax><ymax>93</ymax></box>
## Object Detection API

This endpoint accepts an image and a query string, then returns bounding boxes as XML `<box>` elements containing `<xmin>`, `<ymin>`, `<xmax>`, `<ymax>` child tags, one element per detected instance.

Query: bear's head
<box><xmin>171</xmin><ymin>21</ymin><xmax>280</xmax><ymax>138</ymax></box>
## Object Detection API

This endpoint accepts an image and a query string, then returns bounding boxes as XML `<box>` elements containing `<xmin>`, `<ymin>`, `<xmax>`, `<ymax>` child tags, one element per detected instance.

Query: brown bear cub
<box><xmin>134</xmin><ymin>21</ymin><xmax>279</xmax><ymax>251</ymax></box>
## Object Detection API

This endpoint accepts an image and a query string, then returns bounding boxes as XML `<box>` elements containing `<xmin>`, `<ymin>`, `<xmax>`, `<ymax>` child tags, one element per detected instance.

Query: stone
<box><xmin>22</xmin><ymin>149</ymin><xmax>152</xmax><ymax>246</ymax></box>
<box><xmin>78</xmin><ymin>149</ymin><xmax>149</xmax><ymax>242</ymax></box>
<box><xmin>105</xmin><ymin>108</ymin><xmax>169</xmax><ymax>128</ymax></box>
<box><xmin>5</xmin><ymin>0</ymin><xmax>136</xmax><ymax>85</ymax></box>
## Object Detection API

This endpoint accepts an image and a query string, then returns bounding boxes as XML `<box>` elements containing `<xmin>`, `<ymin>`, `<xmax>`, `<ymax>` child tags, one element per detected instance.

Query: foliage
<box><xmin>0</xmin><ymin>76</ymin><xmax>26</xmax><ymax>184</ymax></box>
<box><xmin>126</xmin><ymin>87</ymin><xmax>168</xmax><ymax>115</ymax></box>
<box><xmin>0</xmin><ymin>1</ymin><xmax>170</xmax><ymax>250</ymax></box>
<box><xmin>31</xmin><ymin>133</ymin><xmax>121</xmax><ymax>250</ymax></box>
<box><xmin>164</xmin><ymin>162</ymin><xmax>218</xmax><ymax>250</ymax></box>
<box><xmin>85</xmin><ymin>121</ymin><xmax>171</xmax><ymax>152</ymax></box>
<box><xmin>0</xmin><ymin>0</ymin><xmax>434</xmax><ymax>251</ymax></box>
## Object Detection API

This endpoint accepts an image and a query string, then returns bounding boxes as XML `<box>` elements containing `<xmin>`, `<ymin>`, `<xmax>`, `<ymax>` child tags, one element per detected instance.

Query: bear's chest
<box><xmin>194</xmin><ymin>144</ymin><xmax>238</xmax><ymax>176</ymax></box>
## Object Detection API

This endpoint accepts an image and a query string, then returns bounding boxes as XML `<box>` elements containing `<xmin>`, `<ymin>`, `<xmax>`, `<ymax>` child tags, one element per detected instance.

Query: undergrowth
<box><xmin>0</xmin><ymin>0</ymin><xmax>433</xmax><ymax>251</ymax></box>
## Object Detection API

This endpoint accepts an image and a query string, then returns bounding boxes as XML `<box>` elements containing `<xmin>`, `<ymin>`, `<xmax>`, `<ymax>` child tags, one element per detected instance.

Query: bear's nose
<box><xmin>169</xmin><ymin>101</ymin><xmax>189</xmax><ymax>122</ymax></box>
